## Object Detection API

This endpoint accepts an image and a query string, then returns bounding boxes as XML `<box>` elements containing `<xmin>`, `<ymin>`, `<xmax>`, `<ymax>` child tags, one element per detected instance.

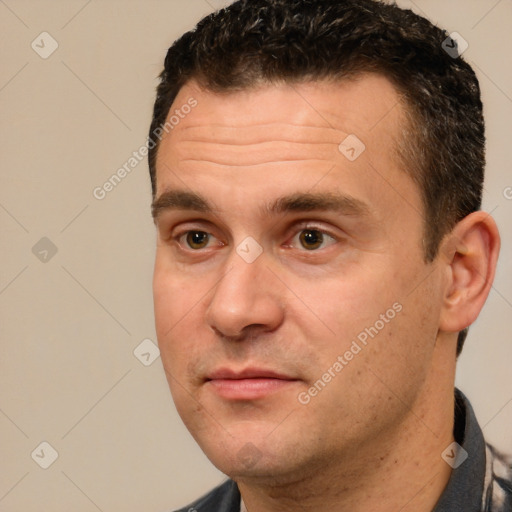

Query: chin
<box><xmin>197</xmin><ymin>426</ymin><xmax>309</xmax><ymax>484</ymax></box>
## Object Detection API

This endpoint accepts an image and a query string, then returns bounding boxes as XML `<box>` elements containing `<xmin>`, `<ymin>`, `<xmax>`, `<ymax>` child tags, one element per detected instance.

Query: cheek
<box><xmin>153</xmin><ymin>268</ymin><xmax>178</xmax><ymax>339</ymax></box>
<box><xmin>153</xmin><ymin>259</ymin><xmax>205</xmax><ymax>369</ymax></box>
<box><xmin>287</xmin><ymin>254</ymin><xmax>435</xmax><ymax>383</ymax></box>
<box><xmin>290</xmin><ymin>265</ymin><xmax>400</xmax><ymax>340</ymax></box>
<box><xmin>153</xmin><ymin>255</ymin><xmax>203</xmax><ymax>331</ymax></box>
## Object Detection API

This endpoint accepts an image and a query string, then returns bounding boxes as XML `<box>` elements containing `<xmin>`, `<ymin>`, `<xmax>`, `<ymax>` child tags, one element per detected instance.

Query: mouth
<box><xmin>205</xmin><ymin>367</ymin><xmax>300</xmax><ymax>400</ymax></box>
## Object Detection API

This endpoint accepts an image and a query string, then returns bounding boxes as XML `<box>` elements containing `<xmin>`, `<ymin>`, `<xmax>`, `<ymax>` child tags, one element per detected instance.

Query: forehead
<box><xmin>164</xmin><ymin>74</ymin><xmax>404</xmax><ymax>141</ymax></box>
<box><xmin>154</xmin><ymin>75</ymin><xmax>418</xmax><ymax>219</ymax></box>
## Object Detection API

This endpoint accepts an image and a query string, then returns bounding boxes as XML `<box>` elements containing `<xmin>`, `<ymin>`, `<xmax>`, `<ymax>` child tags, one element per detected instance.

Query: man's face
<box><xmin>152</xmin><ymin>75</ymin><xmax>445</xmax><ymax>482</ymax></box>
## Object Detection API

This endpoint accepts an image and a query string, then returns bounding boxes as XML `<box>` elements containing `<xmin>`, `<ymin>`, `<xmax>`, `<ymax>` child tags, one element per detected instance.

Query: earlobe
<box><xmin>439</xmin><ymin>211</ymin><xmax>500</xmax><ymax>334</ymax></box>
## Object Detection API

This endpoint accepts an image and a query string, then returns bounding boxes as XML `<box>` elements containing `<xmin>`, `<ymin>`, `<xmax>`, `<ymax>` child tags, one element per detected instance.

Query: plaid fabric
<box><xmin>242</xmin><ymin>445</ymin><xmax>512</xmax><ymax>512</ymax></box>
<box><xmin>483</xmin><ymin>444</ymin><xmax>512</xmax><ymax>511</ymax></box>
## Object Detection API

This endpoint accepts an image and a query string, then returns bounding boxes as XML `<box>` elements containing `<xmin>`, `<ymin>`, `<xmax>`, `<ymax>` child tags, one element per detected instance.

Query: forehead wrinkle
<box><xmin>176</xmin><ymin>123</ymin><xmax>348</xmax><ymax>146</ymax></box>
<box><xmin>179</xmin><ymin>158</ymin><xmax>329</xmax><ymax>168</ymax></box>
<box><xmin>176</xmin><ymin>139</ymin><xmax>340</xmax><ymax>168</ymax></box>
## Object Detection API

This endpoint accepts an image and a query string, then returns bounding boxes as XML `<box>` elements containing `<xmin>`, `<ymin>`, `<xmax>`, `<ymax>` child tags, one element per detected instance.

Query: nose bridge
<box><xmin>206</xmin><ymin>247</ymin><xmax>283</xmax><ymax>337</ymax></box>
<box><xmin>218</xmin><ymin>251</ymin><xmax>262</xmax><ymax>303</ymax></box>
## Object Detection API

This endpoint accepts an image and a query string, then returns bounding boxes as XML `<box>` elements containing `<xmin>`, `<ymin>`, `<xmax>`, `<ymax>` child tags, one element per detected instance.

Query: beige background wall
<box><xmin>0</xmin><ymin>0</ymin><xmax>510</xmax><ymax>510</ymax></box>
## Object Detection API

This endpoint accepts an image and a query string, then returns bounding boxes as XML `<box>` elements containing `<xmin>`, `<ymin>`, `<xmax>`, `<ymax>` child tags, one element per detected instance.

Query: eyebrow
<box><xmin>152</xmin><ymin>190</ymin><xmax>213</xmax><ymax>219</ymax></box>
<box><xmin>267</xmin><ymin>192</ymin><xmax>370</xmax><ymax>217</ymax></box>
<box><xmin>151</xmin><ymin>189</ymin><xmax>370</xmax><ymax>220</ymax></box>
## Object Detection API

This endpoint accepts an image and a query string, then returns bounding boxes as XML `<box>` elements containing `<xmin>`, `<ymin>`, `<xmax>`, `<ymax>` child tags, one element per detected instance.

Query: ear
<box><xmin>438</xmin><ymin>211</ymin><xmax>500</xmax><ymax>334</ymax></box>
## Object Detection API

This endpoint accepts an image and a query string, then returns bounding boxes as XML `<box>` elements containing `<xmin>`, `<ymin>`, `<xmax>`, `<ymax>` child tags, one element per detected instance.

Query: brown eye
<box><xmin>299</xmin><ymin>229</ymin><xmax>324</xmax><ymax>250</ymax></box>
<box><xmin>186</xmin><ymin>231</ymin><xmax>210</xmax><ymax>249</ymax></box>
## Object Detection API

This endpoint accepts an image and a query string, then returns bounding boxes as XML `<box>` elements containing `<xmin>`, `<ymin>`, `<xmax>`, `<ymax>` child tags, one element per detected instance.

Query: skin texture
<box><xmin>152</xmin><ymin>75</ymin><xmax>500</xmax><ymax>512</ymax></box>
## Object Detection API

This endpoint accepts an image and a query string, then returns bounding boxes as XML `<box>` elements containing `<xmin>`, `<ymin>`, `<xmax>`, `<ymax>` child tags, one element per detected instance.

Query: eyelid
<box><xmin>281</xmin><ymin>223</ymin><xmax>340</xmax><ymax>253</ymax></box>
<box><xmin>165</xmin><ymin>219</ymin><xmax>343</xmax><ymax>252</ymax></box>
<box><xmin>173</xmin><ymin>226</ymin><xmax>226</xmax><ymax>253</ymax></box>
<box><xmin>176</xmin><ymin>229</ymin><xmax>215</xmax><ymax>244</ymax></box>
<box><xmin>167</xmin><ymin>218</ymin><xmax>218</xmax><ymax>238</ymax></box>
<box><xmin>287</xmin><ymin>221</ymin><xmax>340</xmax><ymax>241</ymax></box>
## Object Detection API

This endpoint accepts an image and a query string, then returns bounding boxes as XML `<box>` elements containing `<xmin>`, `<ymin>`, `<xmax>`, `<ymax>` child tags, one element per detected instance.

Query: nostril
<box><xmin>210</xmin><ymin>324</ymin><xmax>271</xmax><ymax>343</ymax></box>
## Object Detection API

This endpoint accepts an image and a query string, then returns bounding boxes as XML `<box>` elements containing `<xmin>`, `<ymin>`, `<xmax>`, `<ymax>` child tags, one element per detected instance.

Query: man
<box><xmin>148</xmin><ymin>0</ymin><xmax>511</xmax><ymax>510</ymax></box>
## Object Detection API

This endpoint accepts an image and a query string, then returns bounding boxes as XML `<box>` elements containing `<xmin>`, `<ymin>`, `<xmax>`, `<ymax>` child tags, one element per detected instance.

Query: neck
<box><xmin>238</xmin><ymin>346</ymin><xmax>456</xmax><ymax>512</ymax></box>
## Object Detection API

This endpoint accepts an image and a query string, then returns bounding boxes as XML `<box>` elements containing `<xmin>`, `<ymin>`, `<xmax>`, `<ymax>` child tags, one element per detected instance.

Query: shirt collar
<box><xmin>433</xmin><ymin>388</ymin><xmax>486</xmax><ymax>511</ymax></box>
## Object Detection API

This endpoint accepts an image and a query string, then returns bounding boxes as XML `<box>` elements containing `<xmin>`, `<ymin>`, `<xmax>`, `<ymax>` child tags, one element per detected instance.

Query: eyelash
<box><xmin>172</xmin><ymin>223</ymin><xmax>340</xmax><ymax>253</ymax></box>
<box><xmin>176</xmin><ymin>230</ymin><xmax>219</xmax><ymax>250</ymax></box>
<box><xmin>289</xmin><ymin>225</ymin><xmax>337</xmax><ymax>249</ymax></box>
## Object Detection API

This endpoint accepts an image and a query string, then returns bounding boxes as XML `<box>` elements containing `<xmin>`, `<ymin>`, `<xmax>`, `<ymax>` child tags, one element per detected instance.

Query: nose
<box><xmin>205</xmin><ymin>250</ymin><xmax>284</xmax><ymax>341</ymax></box>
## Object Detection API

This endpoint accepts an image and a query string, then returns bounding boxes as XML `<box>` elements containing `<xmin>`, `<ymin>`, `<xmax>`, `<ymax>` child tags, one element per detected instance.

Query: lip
<box><xmin>207</xmin><ymin>367</ymin><xmax>295</xmax><ymax>381</ymax></box>
<box><xmin>205</xmin><ymin>367</ymin><xmax>299</xmax><ymax>400</ymax></box>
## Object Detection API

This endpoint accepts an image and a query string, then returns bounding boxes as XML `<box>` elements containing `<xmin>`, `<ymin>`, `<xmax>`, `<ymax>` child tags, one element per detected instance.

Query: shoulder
<box><xmin>483</xmin><ymin>443</ymin><xmax>512</xmax><ymax>511</ymax></box>
<box><xmin>172</xmin><ymin>479</ymin><xmax>240</xmax><ymax>512</ymax></box>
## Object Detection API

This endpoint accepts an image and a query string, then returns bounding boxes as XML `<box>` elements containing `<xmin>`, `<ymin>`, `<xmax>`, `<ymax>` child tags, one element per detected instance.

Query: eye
<box><xmin>293</xmin><ymin>228</ymin><xmax>336</xmax><ymax>251</ymax></box>
<box><xmin>182</xmin><ymin>230</ymin><xmax>212</xmax><ymax>250</ymax></box>
<box><xmin>299</xmin><ymin>229</ymin><xmax>323</xmax><ymax>250</ymax></box>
